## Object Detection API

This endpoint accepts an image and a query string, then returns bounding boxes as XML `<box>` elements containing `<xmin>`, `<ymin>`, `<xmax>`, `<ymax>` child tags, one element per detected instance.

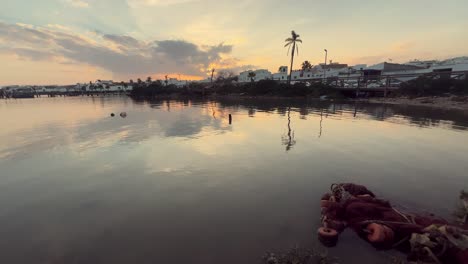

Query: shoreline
<box><xmin>130</xmin><ymin>94</ymin><xmax>468</xmax><ymax>111</ymax></box>
<box><xmin>364</xmin><ymin>96</ymin><xmax>468</xmax><ymax>111</ymax></box>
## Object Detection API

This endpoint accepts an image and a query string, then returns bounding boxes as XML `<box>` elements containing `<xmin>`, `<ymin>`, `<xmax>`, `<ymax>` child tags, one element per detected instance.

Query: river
<box><xmin>0</xmin><ymin>96</ymin><xmax>467</xmax><ymax>264</ymax></box>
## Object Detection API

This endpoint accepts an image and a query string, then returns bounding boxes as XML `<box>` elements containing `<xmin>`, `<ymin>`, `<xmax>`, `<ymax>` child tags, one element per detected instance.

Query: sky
<box><xmin>1</xmin><ymin>0</ymin><xmax>468</xmax><ymax>85</ymax></box>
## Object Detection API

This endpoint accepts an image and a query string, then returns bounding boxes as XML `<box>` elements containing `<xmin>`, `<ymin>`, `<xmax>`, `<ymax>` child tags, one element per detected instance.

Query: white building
<box><xmin>362</xmin><ymin>57</ymin><xmax>468</xmax><ymax>83</ymax></box>
<box><xmin>238</xmin><ymin>69</ymin><xmax>272</xmax><ymax>83</ymax></box>
<box><xmin>271</xmin><ymin>62</ymin><xmax>351</xmax><ymax>81</ymax></box>
<box><xmin>166</xmin><ymin>78</ymin><xmax>189</xmax><ymax>87</ymax></box>
<box><xmin>78</xmin><ymin>80</ymin><xmax>133</xmax><ymax>92</ymax></box>
<box><xmin>272</xmin><ymin>66</ymin><xmax>288</xmax><ymax>81</ymax></box>
<box><xmin>197</xmin><ymin>78</ymin><xmax>212</xmax><ymax>83</ymax></box>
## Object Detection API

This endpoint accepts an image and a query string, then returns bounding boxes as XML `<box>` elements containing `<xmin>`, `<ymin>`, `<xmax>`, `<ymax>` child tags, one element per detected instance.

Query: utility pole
<box><xmin>210</xmin><ymin>68</ymin><xmax>215</xmax><ymax>83</ymax></box>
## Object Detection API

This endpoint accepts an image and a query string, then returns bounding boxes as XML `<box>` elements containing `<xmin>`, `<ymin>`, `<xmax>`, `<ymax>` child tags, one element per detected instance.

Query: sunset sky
<box><xmin>1</xmin><ymin>0</ymin><xmax>468</xmax><ymax>85</ymax></box>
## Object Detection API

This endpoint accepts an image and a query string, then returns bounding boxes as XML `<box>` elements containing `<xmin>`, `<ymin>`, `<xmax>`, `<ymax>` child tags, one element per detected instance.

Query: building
<box><xmin>197</xmin><ymin>78</ymin><xmax>212</xmax><ymax>84</ymax></box>
<box><xmin>238</xmin><ymin>69</ymin><xmax>272</xmax><ymax>83</ymax></box>
<box><xmin>366</xmin><ymin>62</ymin><xmax>424</xmax><ymax>73</ymax></box>
<box><xmin>272</xmin><ymin>66</ymin><xmax>288</xmax><ymax>81</ymax></box>
<box><xmin>75</xmin><ymin>80</ymin><xmax>132</xmax><ymax>92</ymax></box>
<box><xmin>362</xmin><ymin>57</ymin><xmax>468</xmax><ymax>82</ymax></box>
<box><xmin>274</xmin><ymin>62</ymin><xmax>351</xmax><ymax>81</ymax></box>
<box><xmin>167</xmin><ymin>78</ymin><xmax>189</xmax><ymax>87</ymax></box>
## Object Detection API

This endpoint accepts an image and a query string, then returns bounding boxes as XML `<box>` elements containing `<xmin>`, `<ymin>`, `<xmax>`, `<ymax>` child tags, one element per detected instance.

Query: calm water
<box><xmin>1</xmin><ymin>96</ymin><xmax>467</xmax><ymax>264</ymax></box>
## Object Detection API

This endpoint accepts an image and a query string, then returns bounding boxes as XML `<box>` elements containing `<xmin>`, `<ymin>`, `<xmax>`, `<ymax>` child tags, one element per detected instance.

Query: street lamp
<box><xmin>324</xmin><ymin>49</ymin><xmax>328</xmax><ymax>66</ymax></box>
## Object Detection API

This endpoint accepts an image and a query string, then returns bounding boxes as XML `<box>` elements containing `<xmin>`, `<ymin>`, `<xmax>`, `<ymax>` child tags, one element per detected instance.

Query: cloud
<box><xmin>47</xmin><ymin>24</ymin><xmax>72</xmax><ymax>31</ymax></box>
<box><xmin>0</xmin><ymin>22</ymin><xmax>245</xmax><ymax>79</ymax></box>
<box><xmin>11</xmin><ymin>48</ymin><xmax>56</xmax><ymax>61</ymax></box>
<box><xmin>67</xmin><ymin>0</ymin><xmax>90</xmax><ymax>8</ymax></box>
<box><xmin>127</xmin><ymin>0</ymin><xmax>198</xmax><ymax>7</ymax></box>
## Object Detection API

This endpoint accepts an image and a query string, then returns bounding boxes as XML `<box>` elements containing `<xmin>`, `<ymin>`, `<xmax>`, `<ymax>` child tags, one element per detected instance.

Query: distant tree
<box><xmin>248</xmin><ymin>71</ymin><xmax>256</xmax><ymax>83</ymax></box>
<box><xmin>284</xmin><ymin>30</ymin><xmax>302</xmax><ymax>86</ymax></box>
<box><xmin>147</xmin><ymin>76</ymin><xmax>152</xmax><ymax>83</ymax></box>
<box><xmin>129</xmin><ymin>79</ymin><xmax>134</xmax><ymax>84</ymax></box>
<box><xmin>164</xmin><ymin>75</ymin><xmax>169</xmax><ymax>86</ymax></box>
<box><xmin>216</xmin><ymin>70</ymin><xmax>236</xmax><ymax>82</ymax></box>
<box><xmin>137</xmin><ymin>78</ymin><xmax>142</xmax><ymax>85</ymax></box>
<box><xmin>301</xmin><ymin>60</ymin><xmax>313</xmax><ymax>70</ymax></box>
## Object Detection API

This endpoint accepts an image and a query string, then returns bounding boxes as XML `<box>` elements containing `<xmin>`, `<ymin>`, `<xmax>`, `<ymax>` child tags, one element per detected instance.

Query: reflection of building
<box><xmin>238</xmin><ymin>69</ymin><xmax>272</xmax><ymax>83</ymax></box>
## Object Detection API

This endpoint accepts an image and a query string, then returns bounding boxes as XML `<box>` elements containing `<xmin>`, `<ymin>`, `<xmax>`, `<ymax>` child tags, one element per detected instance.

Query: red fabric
<box><xmin>455</xmin><ymin>249</ymin><xmax>468</xmax><ymax>264</ymax></box>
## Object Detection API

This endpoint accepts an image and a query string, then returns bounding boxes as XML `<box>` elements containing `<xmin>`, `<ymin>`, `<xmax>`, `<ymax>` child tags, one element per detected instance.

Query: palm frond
<box><xmin>285</xmin><ymin>38</ymin><xmax>293</xmax><ymax>42</ymax></box>
<box><xmin>296</xmin><ymin>39</ymin><xmax>302</xmax><ymax>43</ymax></box>
<box><xmin>296</xmin><ymin>45</ymin><xmax>299</xmax><ymax>56</ymax></box>
<box><xmin>287</xmin><ymin>45</ymin><xmax>291</xmax><ymax>55</ymax></box>
<box><xmin>284</xmin><ymin>42</ymin><xmax>292</xmax><ymax>47</ymax></box>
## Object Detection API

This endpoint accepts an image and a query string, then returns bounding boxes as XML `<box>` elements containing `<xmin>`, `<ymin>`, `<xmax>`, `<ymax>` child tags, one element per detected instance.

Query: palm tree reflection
<box><xmin>282</xmin><ymin>107</ymin><xmax>296</xmax><ymax>152</ymax></box>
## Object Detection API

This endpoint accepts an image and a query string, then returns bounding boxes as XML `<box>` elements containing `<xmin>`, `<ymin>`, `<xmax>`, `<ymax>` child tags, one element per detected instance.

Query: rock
<box><xmin>120</xmin><ymin>112</ymin><xmax>127</xmax><ymax>118</ymax></box>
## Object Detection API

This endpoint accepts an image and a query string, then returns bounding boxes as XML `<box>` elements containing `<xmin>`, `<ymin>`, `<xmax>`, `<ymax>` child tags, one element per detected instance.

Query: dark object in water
<box><xmin>120</xmin><ymin>112</ymin><xmax>127</xmax><ymax>118</ymax></box>
<box><xmin>318</xmin><ymin>183</ymin><xmax>468</xmax><ymax>264</ymax></box>
<box><xmin>110</xmin><ymin>113</ymin><xmax>115</xmax><ymax>117</ymax></box>
<box><xmin>317</xmin><ymin>227</ymin><xmax>339</xmax><ymax>247</ymax></box>
<box><xmin>229</xmin><ymin>114</ymin><xmax>232</xmax><ymax>124</ymax></box>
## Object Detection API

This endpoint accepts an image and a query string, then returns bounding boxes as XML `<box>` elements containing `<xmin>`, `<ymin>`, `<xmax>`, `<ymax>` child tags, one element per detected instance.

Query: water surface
<box><xmin>0</xmin><ymin>96</ymin><xmax>467</xmax><ymax>264</ymax></box>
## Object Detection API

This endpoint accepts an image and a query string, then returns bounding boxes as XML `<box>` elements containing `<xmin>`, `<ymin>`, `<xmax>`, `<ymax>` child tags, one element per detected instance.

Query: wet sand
<box><xmin>366</xmin><ymin>96</ymin><xmax>468</xmax><ymax>111</ymax></box>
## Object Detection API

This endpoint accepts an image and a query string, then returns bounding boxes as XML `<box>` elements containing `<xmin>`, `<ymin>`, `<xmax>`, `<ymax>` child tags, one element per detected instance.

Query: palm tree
<box><xmin>164</xmin><ymin>75</ymin><xmax>169</xmax><ymax>86</ymax></box>
<box><xmin>302</xmin><ymin>60</ymin><xmax>312</xmax><ymax>71</ymax></box>
<box><xmin>248</xmin><ymin>71</ymin><xmax>256</xmax><ymax>83</ymax></box>
<box><xmin>146</xmin><ymin>76</ymin><xmax>152</xmax><ymax>83</ymax></box>
<box><xmin>284</xmin><ymin>30</ymin><xmax>302</xmax><ymax>86</ymax></box>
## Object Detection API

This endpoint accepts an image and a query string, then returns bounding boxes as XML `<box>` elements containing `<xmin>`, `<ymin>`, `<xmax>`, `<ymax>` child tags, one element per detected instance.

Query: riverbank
<box><xmin>130</xmin><ymin>93</ymin><xmax>468</xmax><ymax>113</ymax></box>
<box><xmin>366</xmin><ymin>96</ymin><xmax>468</xmax><ymax>111</ymax></box>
